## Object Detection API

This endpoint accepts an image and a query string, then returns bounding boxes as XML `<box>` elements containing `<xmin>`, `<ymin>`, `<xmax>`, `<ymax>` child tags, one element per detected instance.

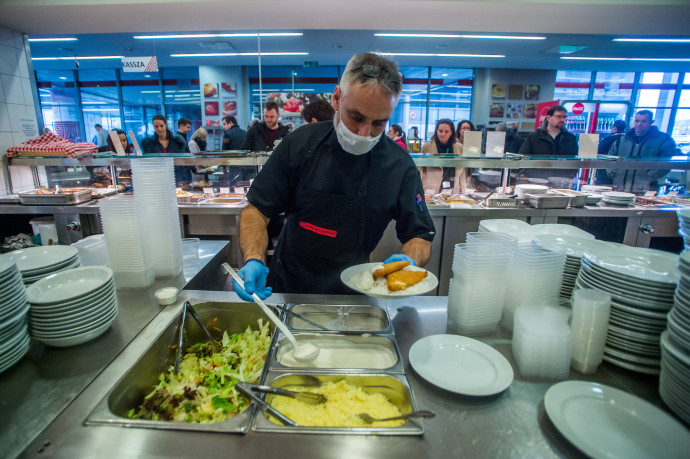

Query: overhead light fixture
<box><xmin>375</xmin><ymin>33</ymin><xmax>545</xmax><ymax>40</ymax></box>
<box><xmin>144</xmin><ymin>75</ymin><xmax>152</xmax><ymax>78</ymax></box>
<box><xmin>32</xmin><ymin>55</ymin><xmax>124</xmax><ymax>61</ymax></box>
<box><xmin>135</xmin><ymin>33</ymin><xmax>302</xmax><ymax>39</ymax></box>
<box><xmin>441</xmin><ymin>73</ymin><xmax>448</xmax><ymax>77</ymax></box>
<box><xmin>82</xmin><ymin>108</ymin><xmax>120</xmax><ymax>112</ymax></box>
<box><xmin>561</xmin><ymin>56</ymin><xmax>690</xmax><ymax>62</ymax></box>
<box><xmin>171</xmin><ymin>52</ymin><xmax>308</xmax><ymax>57</ymax></box>
<box><xmin>58</xmin><ymin>76</ymin><xmax>67</xmax><ymax>80</ymax></box>
<box><xmin>28</xmin><ymin>37</ymin><xmax>78</xmax><ymax>42</ymax></box>
<box><xmin>378</xmin><ymin>52</ymin><xmax>504</xmax><ymax>58</ymax></box>
<box><xmin>613</xmin><ymin>38</ymin><xmax>690</xmax><ymax>43</ymax></box>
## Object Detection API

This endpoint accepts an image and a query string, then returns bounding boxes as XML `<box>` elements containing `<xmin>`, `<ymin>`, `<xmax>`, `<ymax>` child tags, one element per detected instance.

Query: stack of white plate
<box><xmin>676</xmin><ymin>209</ymin><xmax>690</xmax><ymax>250</ymax></box>
<box><xmin>533</xmin><ymin>235</ymin><xmax>621</xmax><ymax>299</ymax></box>
<box><xmin>513</xmin><ymin>305</ymin><xmax>572</xmax><ymax>380</ymax></box>
<box><xmin>479</xmin><ymin>220</ymin><xmax>594</xmax><ymax>247</ymax></box>
<box><xmin>100</xmin><ymin>195</ymin><xmax>155</xmax><ymax>289</ymax></box>
<box><xmin>502</xmin><ymin>243</ymin><xmax>566</xmax><ymax>331</ymax></box>
<box><xmin>448</xmin><ymin>241</ymin><xmax>514</xmax><ymax>335</ymax></box>
<box><xmin>27</xmin><ymin>266</ymin><xmax>117</xmax><ymax>347</ymax></box>
<box><xmin>0</xmin><ymin>256</ymin><xmax>30</xmax><ymax>374</ymax></box>
<box><xmin>660</xmin><ymin>331</ymin><xmax>690</xmax><ymax>423</ymax></box>
<box><xmin>602</xmin><ymin>191</ymin><xmax>635</xmax><ymax>206</ymax></box>
<box><xmin>5</xmin><ymin>246</ymin><xmax>81</xmax><ymax>285</ymax></box>
<box><xmin>574</xmin><ymin>246</ymin><xmax>679</xmax><ymax>374</ymax></box>
<box><xmin>131</xmin><ymin>158</ymin><xmax>183</xmax><ymax>278</ymax></box>
<box><xmin>581</xmin><ymin>185</ymin><xmax>613</xmax><ymax>194</ymax></box>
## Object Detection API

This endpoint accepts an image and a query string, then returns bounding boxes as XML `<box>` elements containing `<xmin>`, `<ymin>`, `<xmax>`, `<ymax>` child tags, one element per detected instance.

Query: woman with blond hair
<box><xmin>188</xmin><ymin>127</ymin><xmax>208</xmax><ymax>153</ymax></box>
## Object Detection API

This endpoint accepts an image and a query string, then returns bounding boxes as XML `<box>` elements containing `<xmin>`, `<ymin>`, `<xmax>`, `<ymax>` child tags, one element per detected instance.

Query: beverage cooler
<box><xmin>559</xmin><ymin>100</ymin><xmax>631</xmax><ymax>136</ymax></box>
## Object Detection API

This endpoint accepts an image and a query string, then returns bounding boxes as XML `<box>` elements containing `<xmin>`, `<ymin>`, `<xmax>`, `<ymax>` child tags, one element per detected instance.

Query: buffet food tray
<box><xmin>552</xmin><ymin>189</ymin><xmax>587</xmax><ymax>207</ymax></box>
<box><xmin>528</xmin><ymin>192</ymin><xmax>570</xmax><ymax>209</ymax></box>
<box><xmin>284</xmin><ymin>304</ymin><xmax>393</xmax><ymax>334</ymax></box>
<box><xmin>250</xmin><ymin>372</ymin><xmax>423</xmax><ymax>436</ymax></box>
<box><xmin>86</xmin><ymin>301</ymin><xmax>277</xmax><ymax>434</ymax></box>
<box><xmin>0</xmin><ymin>194</ymin><xmax>20</xmax><ymax>204</ymax></box>
<box><xmin>18</xmin><ymin>188</ymin><xmax>92</xmax><ymax>205</ymax></box>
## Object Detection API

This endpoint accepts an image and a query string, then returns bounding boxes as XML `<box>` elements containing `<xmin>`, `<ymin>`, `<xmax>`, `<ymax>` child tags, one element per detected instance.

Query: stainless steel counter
<box><xmin>10</xmin><ymin>283</ymin><xmax>681</xmax><ymax>458</ymax></box>
<box><xmin>0</xmin><ymin>240</ymin><xmax>229</xmax><ymax>458</ymax></box>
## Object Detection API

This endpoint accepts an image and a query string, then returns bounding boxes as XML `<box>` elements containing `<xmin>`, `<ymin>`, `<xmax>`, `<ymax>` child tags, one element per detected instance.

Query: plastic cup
<box><xmin>570</xmin><ymin>288</ymin><xmax>611</xmax><ymax>373</ymax></box>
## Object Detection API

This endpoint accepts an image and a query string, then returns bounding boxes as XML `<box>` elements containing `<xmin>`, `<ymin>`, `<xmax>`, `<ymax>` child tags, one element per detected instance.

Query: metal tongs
<box><xmin>173</xmin><ymin>301</ymin><xmax>222</xmax><ymax>374</ymax></box>
<box><xmin>273</xmin><ymin>304</ymin><xmax>328</xmax><ymax>331</ymax></box>
<box><xmin>235</xmin><ymin>382</ymin><xmax>298</xmax><ymax>426</ymax></box>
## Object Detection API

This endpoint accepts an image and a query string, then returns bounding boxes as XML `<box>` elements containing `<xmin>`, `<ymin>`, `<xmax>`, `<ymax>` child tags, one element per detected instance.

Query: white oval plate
<box><xmin>340</xmin><ymin>263</ymin><xmax>438</xmax><ymax>299</ymax></box>
<box><xmin>409</xmin><ymin>334</ymin><xmax>513</xmax><ymax>396</ymax></box>
<box><xmin>26</xmin><ymin>267</ymin><xmax>113</xmax><ymax>304</ymax></box>
<box><xmin>5</xmin><ymin>246</ymin><xmax>79</xmax><ymax>272</ymax></box>
<box><xmin>582</xmin><ymin>248</ymin><xmax>680</xmax><ymax>285</ymax></box>
<box><xmin>545</xmin><ymin>381</ymin><xmax>690</xmax><ymax>459</ymax></box>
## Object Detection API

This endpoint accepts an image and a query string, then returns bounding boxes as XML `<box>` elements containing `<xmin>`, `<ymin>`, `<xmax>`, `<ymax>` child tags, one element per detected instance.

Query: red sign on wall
<box><xmin>572</xmin><ymin>103</ymin><xmax>585</xmax><ymax>115</ymax></box>
<box><xmin>535</xmin><ymin>100</ymin><xmax>559</xmax><ymax>131</ymax></box>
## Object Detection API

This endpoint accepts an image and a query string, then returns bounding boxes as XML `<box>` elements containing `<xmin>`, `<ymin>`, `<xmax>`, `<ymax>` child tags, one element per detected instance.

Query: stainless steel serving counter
<box><xmin>0</xmin><ymin>240</ymin><xmax>230</xmax><ymax>458</ymax></box>
<box><xmin>7</xmin><ymin>262</ymin><xmax>681</xmax><ymax>458</ymax></box>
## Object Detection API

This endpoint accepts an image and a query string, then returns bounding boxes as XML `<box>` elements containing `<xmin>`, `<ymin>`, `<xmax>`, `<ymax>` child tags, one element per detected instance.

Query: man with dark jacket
<box><xmin>607</xmin><ymin>110</ymin><xmax>677</xmax><ymax>193</ymax></box>
<box><xmin>241</xmin><ymin>101</ymin><xmax>290</xmax><ymax>151</ymax></box>
<box><xmin>598</xmin><ymin>119</ymin><xmax>627</xmax><ymax>155</ymax></box>
<box><xmin>222</xmin><ymin>115</ymin><xmax>247</xmax><ymax>150</ymax></box>
<box><xmin>518</xmin><ymin>105</ymin><xmax>578</xmax><ymax>157</ymax></box>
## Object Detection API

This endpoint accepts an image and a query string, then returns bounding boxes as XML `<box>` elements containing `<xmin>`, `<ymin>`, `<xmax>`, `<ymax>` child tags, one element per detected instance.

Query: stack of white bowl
<box><xmin>513</xmin><ymin>305</ymin><xmax>572</xmax><ymax>380</ymax></box>
<box><xmin>71</xmin><ymin>234</ymin><xmax>109</xmax><ymax>267</ymax></box>
<box><xmin>502</xmin><ymin>244</ymin><xmax>566</xmax><ymax>331</ymax></box>
<box><xmin>27</xmin><ymin>266</ymin><xmax>118</xmax><ymax>347</ymax></box>
<box><xmin>601</xmin><ymin>191</ymin><xmax>635</xmax><ymax>206</ymax></box>
<box><xmin>448</xmin><ymin>237</ymin><xmax>515</xmax><ymax>335</ymax></box>
<box><xmin>0</xmin><ymin>256</ymin><xmax>30</xmax><ymax>374</ymax></box>
<box><xmin>676</xmin><ymin>209</ymin><xmax>690</xmax><ymax>251</ymax></box>
<box><xmin>100</xmin><ymin>195</ymin><xmax>155</xmax><ymax>289</ymax></box>
<box><xmin>131</xmin><ymin>158</ymin><xmax>183</xmax><ymax>278</ymax></box>
<box><xmin>5</xmin><ymin>246</ymin><xmax>81</xmax><ymax>286</ymax></box>
<box><xmin>659</xmin><ymin>251</ymin><xmax>690</xmax><ymax>422</ymax></box>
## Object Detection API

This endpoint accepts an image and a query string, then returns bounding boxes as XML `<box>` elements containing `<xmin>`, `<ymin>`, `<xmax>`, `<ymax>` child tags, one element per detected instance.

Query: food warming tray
<box><xmin>552</xmin><ymin>189</ymin><xmax>587</xmax><ymax>207</ymax></box>
<box><xmin>250</xmin><ymin>372</ymin><xmax>424</xmax><ymax>436</ymax></box>
<box><xmin>284</xmin><ymin>304</ymin><xmax>393</xmax><ymax>334</ymax></box>
<box><xmin>527</xmin><ymin>192</ymin><xmax>570</xmax><ymax>209</ymax></box>
<box><xmin>18</xmin><ymin>188</ymin><xmax>93</xmax><ymax>205</ymax></box>
<box><xmin>86</xmin><ymin>301</ymin><xmax>277</xmax><ymax>433</ymax></box>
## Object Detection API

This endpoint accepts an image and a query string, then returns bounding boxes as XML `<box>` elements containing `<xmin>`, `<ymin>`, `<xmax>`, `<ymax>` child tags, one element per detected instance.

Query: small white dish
<box><xmin>154</xmin><ymin>287</ymin><xmax>179</xmax><ymax>305</ymax></box>
<box><xmin>409</xmin><ymin>334</ymin><xmax>513</xmax><ymax>396</ymax></box>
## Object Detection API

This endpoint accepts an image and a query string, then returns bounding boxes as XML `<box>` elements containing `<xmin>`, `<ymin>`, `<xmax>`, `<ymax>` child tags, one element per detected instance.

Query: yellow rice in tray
<box><xmin>267</xmin><ymin>380</ymin><xmax>404</xmax><ymax>427</ymax></box>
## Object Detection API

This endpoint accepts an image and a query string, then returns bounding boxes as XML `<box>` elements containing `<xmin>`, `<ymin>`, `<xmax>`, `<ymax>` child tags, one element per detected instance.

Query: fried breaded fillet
<box><xmin>387</xmin><ymin>269</ymin><xmax>428</xmax><ymax>291</ymax></box>
<box><xmin>373</xmin><ymin>260</ymin><xmax>410</xmax><ymax>278</ymax></box>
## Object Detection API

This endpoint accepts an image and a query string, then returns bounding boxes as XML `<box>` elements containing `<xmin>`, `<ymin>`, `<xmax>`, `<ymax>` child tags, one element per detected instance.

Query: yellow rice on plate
<box><xmin>267</xmin><ymin>380</ymin><xmax>404</xmax><ymax>427</ymax></box>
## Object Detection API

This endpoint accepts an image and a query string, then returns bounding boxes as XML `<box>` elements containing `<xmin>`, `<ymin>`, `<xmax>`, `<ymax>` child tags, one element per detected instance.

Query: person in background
<box><xmin>222</xmin><ymin>115</ymin><xmax>247</xmax><ymax>150</ymax></box>
<box><xmin>419</xmin><ymin>119</ymin><xmax>466</xmax><ymax>194</ymax></box>
<box><xmin>43</xmin><ymin>128</ymin><xmax>52</xmax><ymax>134</ymax></box>
<box><xmin>141</xmin><ymin>114</ymin><xmax>187</xmax><ymax>153</ymax></box>
<box><xmin>607</xmin><ymin>110</ymin><xmax>677</xmax><ymax>193</ymax></box>
<box><xmin>410</xmin><ymin>126</ymin><xmax>420</xmax><ymax>140</ymax></box>
<box><xmin>93</xmin><ymin>123</ymin><xmax>108</xmax><ymax>147</ymax></box>
<box><xmin>188</xmin><ymin>128</ymin><xmax>208</xmax><ymax>154</ymax></box>
<box><xmin>241</xmin><ymin>101</ymin><xmax>290</xmax><ymax>151</ymax></box>
<box><xmin>598</xmin><ymin>119</ymin><xmax>627</xmax><ymax>155</ymax></box>
<box><xmin>456</xmin><ymin>120</ymin><xmax>475</xmax><ymax>145</ymax></box>
<box><xmin>98</xmin><ymin>129</ymin><xmax>132</xmax><ymax>154</ymax></box>
<box><xmin>495</xmin><ymin>122</ymin><xmax>525</xmax><ymax>154</ymax></box>
<box><xmin>233</xmin><ymin>52</ymin><xmax>434</xmax><ymax>299</ymax></box>
<box><xmin>301</xmin><ymin>98</ymin><xmax>335</xmax><ymax>123</ymax></box>
<box><xmin>176</xmin><ymin>118</ymin><xmax>192</xmax><ymax>152</ymax></box>
<box><xmin>386</xmin><ymin>124</ymin><xmax>407</xmax><ymax>150</ymax></box>
<box><xmin>518</xmin><ymin>105</ymin><xmax>577</xmax><ymax>157</ymax></box>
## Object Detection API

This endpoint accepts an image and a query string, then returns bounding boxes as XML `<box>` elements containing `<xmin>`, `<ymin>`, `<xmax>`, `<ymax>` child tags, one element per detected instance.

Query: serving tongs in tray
<box><xmin>173</xmin><ymin>301</ymin><xmax>222</xmax><ymax>374</ymax></box>
<box><xmin>235</xmin><ymin>382</ymin><xmax>299</xmax><ymax>426</ymax></box>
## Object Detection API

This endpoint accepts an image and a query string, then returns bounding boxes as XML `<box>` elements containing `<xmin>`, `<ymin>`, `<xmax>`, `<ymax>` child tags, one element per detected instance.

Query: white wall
<box><xmin>0</xmin><ymin>25</ymin><xmax>39</xmax><ymax>194</ymax></box>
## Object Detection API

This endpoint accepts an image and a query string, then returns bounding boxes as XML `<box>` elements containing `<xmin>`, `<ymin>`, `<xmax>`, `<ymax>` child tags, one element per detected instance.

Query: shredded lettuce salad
<box><xmin>128</xmin><ymin>319</ymin><xmax>271</xmax><ymax>423</ymax></box>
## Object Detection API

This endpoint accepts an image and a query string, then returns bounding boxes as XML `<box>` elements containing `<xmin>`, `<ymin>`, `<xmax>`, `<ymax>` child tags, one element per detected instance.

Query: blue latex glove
<box><xmin>232</xmin><ymin>259</ymin><xmax>272</xmax><ymax>302</ymax></box>
<box><xmin>383</xmin><ymin>254</ymin><xmax>416</xmax><ymax>266</ymax></box>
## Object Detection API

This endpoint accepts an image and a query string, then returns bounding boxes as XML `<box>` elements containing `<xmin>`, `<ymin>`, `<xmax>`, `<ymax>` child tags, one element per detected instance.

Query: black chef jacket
<box><xmin>246</xmin><ymin>120</ymin><xmax>435</xmax><ymax>294</ymax></box>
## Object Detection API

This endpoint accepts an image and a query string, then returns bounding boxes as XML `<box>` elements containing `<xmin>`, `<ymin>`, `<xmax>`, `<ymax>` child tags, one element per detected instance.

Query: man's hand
<box><xmin>383</xmin><ymin>254</ymin><xmax>417</xmax><ymax>266</ymax></box>
<box><xmin>232</xmin><ymin>259</ymin><xmax>272</xmax><ymax>302</ymax></box>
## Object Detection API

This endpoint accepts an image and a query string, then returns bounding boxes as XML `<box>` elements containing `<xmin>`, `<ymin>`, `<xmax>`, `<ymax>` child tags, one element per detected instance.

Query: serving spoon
<box><xmin>221</xmin><ymin>263</ymin><xmax>320</xmax><ymax>362</ymax></box>
<box><xmin>357</xmin><ymin>409</ymin><xmax>436</xmax><ymax>424</ymax></box>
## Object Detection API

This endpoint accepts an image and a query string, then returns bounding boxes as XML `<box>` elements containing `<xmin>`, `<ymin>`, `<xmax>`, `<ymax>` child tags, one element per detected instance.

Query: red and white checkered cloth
<box><xmin>6</xmin><ymin>132</ymin><xmax>98</xmax><ymax>158</ymax></box>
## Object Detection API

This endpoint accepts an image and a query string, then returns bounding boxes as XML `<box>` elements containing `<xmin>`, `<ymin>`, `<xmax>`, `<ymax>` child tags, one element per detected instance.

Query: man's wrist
<box><xmin>244</xmin><ymin>257</ymin><xmax>266</xmax><ymax>266</ymax></box>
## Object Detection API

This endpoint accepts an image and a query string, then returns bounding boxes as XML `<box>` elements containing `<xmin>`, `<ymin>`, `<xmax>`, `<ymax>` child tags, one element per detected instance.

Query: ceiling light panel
<box><xmin>613</xmin><ymin>38</ymin><xmax>690</xmax><ymax>43</ymax></box>
<box><xmin>171</xmin><ymin>52</ymin><xmax>308</xmax><ymax>57</ymax></box>
<box><xmin>378</xmin><ymin>52</ymin><xmax>504</xmax><ymax>58</ymax></box>
<box><xmin>32</xmin><ymin>55</ymin><xmax>124</xmax><ymax>60</ymax></box>
<box><xmin>561</xmin><ymin>56</ymin><xmax>690</xmax><ymax>62</ymax></box>
<box><xmin>134</xmin><ymin>33</ymin><xmax>302</xmax><ymax>39</ymax></box>
<box><xmin>28</xmin><ymin>37</ymin><xmax>78</xmax><ymax>42</ymax></box>
<box><xmin>375</xmin><ymin>33</ymin><xmax>545</xmax><ymax>40</ymax></box>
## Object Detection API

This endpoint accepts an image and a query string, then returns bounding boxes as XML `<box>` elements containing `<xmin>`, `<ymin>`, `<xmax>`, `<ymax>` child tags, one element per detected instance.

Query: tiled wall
<box><xmin>0</xmin><ymin>25</ymin><xmax>38</xmax><ymax>195</ymax></box>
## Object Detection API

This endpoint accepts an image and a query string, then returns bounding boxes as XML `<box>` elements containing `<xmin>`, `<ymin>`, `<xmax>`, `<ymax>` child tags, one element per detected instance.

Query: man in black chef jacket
<box><xmin>232</xmin><ymin>52</ymin><xmax>435</xmax><ymax>299</ymax></box>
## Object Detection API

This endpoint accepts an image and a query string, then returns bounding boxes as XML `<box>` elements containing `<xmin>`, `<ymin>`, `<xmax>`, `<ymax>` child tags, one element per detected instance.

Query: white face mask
<box><xmin>334</xmin><ymin>111</ymin><xmax>382</xmax><ymax>155</ymax></box>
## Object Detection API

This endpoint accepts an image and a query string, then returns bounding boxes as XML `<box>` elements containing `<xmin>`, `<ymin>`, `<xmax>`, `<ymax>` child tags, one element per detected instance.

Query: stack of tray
<box><xmin>18</xmin><ymin>188</ymin><xmax>92</xmax><ymax>205</ymax></box>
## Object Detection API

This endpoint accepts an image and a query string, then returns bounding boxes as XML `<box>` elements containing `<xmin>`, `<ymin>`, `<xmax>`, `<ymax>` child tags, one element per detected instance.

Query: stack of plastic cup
<box><xmin>447</xmin><ymin>241</ymin><xmax>513</xmax><ymax>335</ymax></box>
<box><xmin>513</xmin><ymin>305</ymin><xmax>572</xmax><ymax>380</ymax></box>
<box><xmin>570</xmin><ymin>288</ymin><xmax>611</xmax><ymax>373</ymax></box>
<box><xmin>99</xmin><ymin>195</ymin><xmax>154</xmax><ymax>288</ymax></box>
<box><xmin>502</xmin><ymin>243</ymin><xmax>566</xmax><ymax>331</ymax></box>
<box><xmin>131</xmin><ymin>158</ymin><xmax>183</xmax><ymax>278</ymax></box>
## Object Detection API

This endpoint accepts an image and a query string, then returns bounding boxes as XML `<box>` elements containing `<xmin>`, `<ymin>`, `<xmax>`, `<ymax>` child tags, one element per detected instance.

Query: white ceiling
<box><xmin>3</xmin><ymin>0</ymin><xmax>690</xmax><ymax>72</ymax></box>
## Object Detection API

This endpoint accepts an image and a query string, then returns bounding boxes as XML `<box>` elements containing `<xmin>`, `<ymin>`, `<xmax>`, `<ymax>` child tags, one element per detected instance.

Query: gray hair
<box><xmin>340</xmin><ymin>53</ymin><xmax>403</xmax><ymax>99</ymax></box>
<box><xmin>191</xmin><ymin>127</ymin><xmax>207</xmax><ymax>140</ymax></box>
